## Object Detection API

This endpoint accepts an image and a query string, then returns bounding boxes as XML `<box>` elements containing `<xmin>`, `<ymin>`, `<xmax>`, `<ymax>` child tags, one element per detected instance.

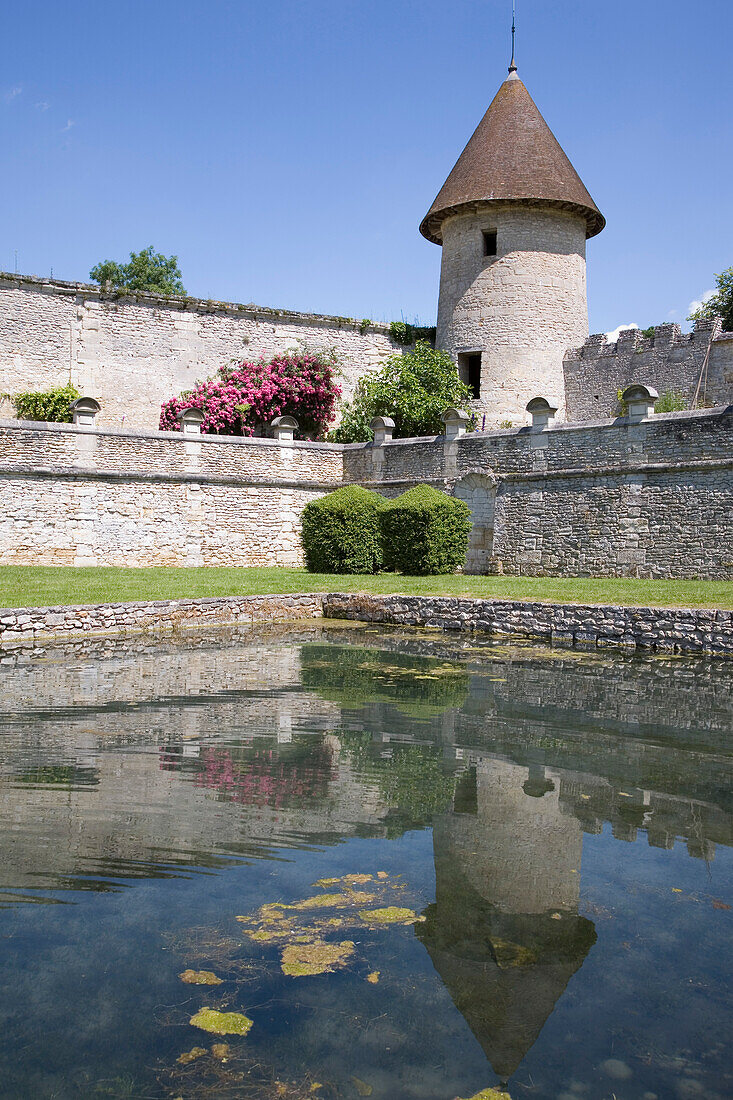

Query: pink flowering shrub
<box><xmin>159</xmin><ymin>350</ymin><xmax>341</xmax><ymax>438</ymax></box>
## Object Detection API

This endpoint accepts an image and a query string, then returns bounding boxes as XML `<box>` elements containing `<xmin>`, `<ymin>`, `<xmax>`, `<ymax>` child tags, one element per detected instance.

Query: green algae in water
<box><xmin>177</xmin><ymin>1046</ymin><xmax>207</xmax><ymax>1064</ymax></box>
<box><xmin>179</xmin><ymin>968</ymin><xmax>223</xmax><ymax>985</ymax></box>
<box><xmin>313</xmin><ymin>873</ymin><xmax>373</xmax><ymax>888</ymax></box>
<box><xmin>358</xmin><ymin>906</ymin><xmax>423</xmax><ymax>925</ymax></box>
<box><xmin>286</xmin><ymin>891</ymin><xmax>375</xmax><ymax>910</ymax></box>
<box><xmin>491</xmin><ymin>938</ymin><xmax>538</xmax><ymax>968</ymax></box>
<box><xmin>281</xmin><ymin>938</ymin><xmax>355</xmax><ymax>977</ymax></box>
<box><xmin>457</xmin><ymin>1090</ymin><xmax>510</xmax><ymax>1100</ymax></box>
<box><xmin>189</xmin><ymin>1007</ymin><xmax>253</xmax><ymax>1036</ymax></box>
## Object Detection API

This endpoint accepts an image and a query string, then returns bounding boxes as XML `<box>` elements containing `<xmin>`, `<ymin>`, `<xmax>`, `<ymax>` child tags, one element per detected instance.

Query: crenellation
<box><xmin>564</xmin><ymin>318</ymin><xmax>731</xmax><ymax>421</ymax></box>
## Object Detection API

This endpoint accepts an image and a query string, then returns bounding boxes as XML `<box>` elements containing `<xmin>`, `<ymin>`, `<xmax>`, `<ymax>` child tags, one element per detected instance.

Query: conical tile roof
<box><xmin>420</xmin><ymin>72</ymin><xmax>604</xmax><ymax>244</ymax></box>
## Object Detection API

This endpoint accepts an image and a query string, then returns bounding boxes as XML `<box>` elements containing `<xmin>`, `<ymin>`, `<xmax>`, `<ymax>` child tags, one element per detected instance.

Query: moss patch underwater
<box><xmin>162</xmin><ymin>870</ymin><xmax>426</xmax><ymax>1095</ymax></box>
<box><xmin>179</xmin><ymin>968</ymin><xmax>224</xmax><ymax>985</ymax></box>
<box><xmin>358</xmin><ymin>906</ymin><xmax>423</xmax><ymax>926</ymax></box>
<box><xmin>281</xmin><ymin>939</ymin><xmax>355</xmax><ymax>977</ymax></box>
<box><xmin>189</xmin><ymin>1007</ymin><xmax>253</xmax><ymax>1036</ymax></box>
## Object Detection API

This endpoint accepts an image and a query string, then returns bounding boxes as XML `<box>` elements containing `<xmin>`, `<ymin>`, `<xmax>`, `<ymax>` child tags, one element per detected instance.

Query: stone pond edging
<box><xmin>0</xmin><ymin>594</ymin><xmax>324</xmax><ymax>646</ymax></box>
<box><xmin>0</xmin><ymin>591</ymin><xmax>730</xmax><ymax>657</ymax></box>
<box><xmin>321</xmin><ymin>593</ymin><xmax>733</xmax><ymax>657</ymax></box>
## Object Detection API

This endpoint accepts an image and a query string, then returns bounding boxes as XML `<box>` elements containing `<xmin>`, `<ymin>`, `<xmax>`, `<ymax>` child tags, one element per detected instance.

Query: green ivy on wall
<box><xmin>12</xmin><ymin>383</ymin><xmax>80</xmax><ymax>423</ymax></box>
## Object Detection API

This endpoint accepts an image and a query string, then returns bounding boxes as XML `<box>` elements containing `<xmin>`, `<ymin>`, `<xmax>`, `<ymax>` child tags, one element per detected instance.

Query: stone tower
<box><xmin>420</xmin><ymin>67</ymin><xmax>604</xmax><ymax>425</ymax></box>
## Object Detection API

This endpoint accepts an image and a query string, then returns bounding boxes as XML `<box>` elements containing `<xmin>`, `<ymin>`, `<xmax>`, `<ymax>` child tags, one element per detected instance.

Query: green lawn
<box><xmin>0</xmin><ymin>566</ymin><xmax>731</xmax><ymax>610</ymax></box>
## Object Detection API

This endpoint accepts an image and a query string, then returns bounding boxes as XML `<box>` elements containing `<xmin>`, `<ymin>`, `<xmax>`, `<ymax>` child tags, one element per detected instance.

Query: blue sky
<box><xmin>1</xmin><ymin>0</ymin><xmax>731</xmax><ymax>336</ymax></box>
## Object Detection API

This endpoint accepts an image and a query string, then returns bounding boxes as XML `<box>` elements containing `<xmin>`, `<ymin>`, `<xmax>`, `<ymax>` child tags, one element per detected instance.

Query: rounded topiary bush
<box><xmin>301</xmin><ymin>486</ymin><xmax>386</xmax><ymax>574</ymax></box>
<box><xmin>380</xmin><ymin>485</ymin><xmax>471</xmax><ymax>575</ymax></box>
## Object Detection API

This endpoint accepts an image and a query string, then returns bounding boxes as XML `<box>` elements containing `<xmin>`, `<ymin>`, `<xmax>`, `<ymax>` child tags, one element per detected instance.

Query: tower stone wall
<box><xmin>437</xmin><ymin>204</ymin><xmax>588</xmax><ymax>425</ymax></box>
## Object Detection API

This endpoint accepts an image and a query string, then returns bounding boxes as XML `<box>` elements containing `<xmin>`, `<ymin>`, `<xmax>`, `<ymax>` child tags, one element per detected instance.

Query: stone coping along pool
<box><xmin>0</xmin><ymin>592</ymin><xmax>731</xmax><ymax>657</ymax></box>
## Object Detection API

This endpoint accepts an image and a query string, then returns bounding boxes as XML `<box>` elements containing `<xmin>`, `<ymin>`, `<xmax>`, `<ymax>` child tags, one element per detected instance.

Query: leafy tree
<box><xmin>330</xmin><ymin>340</ymin><xmax>474</xmax><ymax>442</ymax></box>
<box><xmin>89</xmin><ymin>246</ymin><xmax>185</xmax><ymax>296</ymax></box>
<box><xmin>688</xmin><ymin>266</ymin><xmax>733</xmax><ymax>331</ymax></box>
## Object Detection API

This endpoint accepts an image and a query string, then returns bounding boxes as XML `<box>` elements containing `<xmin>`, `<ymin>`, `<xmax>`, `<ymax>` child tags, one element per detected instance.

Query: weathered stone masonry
<box><xmin>0</xmin><ymin>402</ymin><xmax>730</xmax><ymax>578</ymax></box>
<box><xmin>0</xmin><ymin>592</ymin><xmax>730</xmax><ymax>657</ymax></box>
<box><xmin>343</xmin><ymin>406</ymin><xmax>733</xmax><ymax>580</ymax></box>
<box><xmin>0</xmin><ymin>273</ymin><xmax>400</xmax><ymax>431</ymax></box>
<box><xmin>564</xmin><ymin>319</ymin><xmax>733</xmax><ymax>421</ymax></box>
<box><xmin>0</xmin><ymin>420</ymin><xmax>342</xmax><ymax>567</ymax></box>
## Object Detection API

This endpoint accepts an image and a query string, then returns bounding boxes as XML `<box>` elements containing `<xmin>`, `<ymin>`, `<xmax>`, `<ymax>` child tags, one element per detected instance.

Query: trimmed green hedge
<box><xmin>301</xmin><ymin>486</ymin><xmax>386</xmax><ymax>574</ymax></box>
<box><xmin>381</xmin><ymin>485</ymin><xmax>471</xmax><ymax>575</ymax></box>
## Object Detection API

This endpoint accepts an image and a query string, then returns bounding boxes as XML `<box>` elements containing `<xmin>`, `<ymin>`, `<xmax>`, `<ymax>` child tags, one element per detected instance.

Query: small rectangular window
<box><xmin>458</xmin><ymin>352</ymin><xmax>482</xmax><ymax>400</ymax></box>
<box><xmin>482</xmin><ymin>230</ymin><xmax>497</xmax><ymax>257</ymax></box>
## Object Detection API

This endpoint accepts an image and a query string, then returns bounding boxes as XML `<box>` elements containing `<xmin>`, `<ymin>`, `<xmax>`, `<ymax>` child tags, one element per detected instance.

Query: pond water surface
<box><xmin>0</xmin><ymin>622</ymin><xmax>731</xmax><ymax>1100</ymax></box>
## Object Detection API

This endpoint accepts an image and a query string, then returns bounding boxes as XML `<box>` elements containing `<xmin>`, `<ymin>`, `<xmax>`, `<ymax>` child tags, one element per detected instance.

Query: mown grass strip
<box><xmin>0</xmin><ymin>566</ymin><xmax>731</xmax><ymax>610</ymax></box>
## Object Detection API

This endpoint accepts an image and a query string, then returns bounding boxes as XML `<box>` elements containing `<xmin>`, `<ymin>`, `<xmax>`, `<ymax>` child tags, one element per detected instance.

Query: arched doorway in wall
<box><xmin>452</xmin><ymin>471</ymin><xmax>497</xmax><ymax>574</ymax></box>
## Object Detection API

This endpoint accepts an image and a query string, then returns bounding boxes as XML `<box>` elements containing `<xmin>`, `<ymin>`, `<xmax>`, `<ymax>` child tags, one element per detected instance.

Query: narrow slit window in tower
<box><xmin>458</xmin><ymin>353</ymin><xmax>482</xmax><ymax>400</ymax></box>
<box><xmin>482</xmin><ymin>229</ymin><xmax>497</xmax><ymax>257</ymax></box>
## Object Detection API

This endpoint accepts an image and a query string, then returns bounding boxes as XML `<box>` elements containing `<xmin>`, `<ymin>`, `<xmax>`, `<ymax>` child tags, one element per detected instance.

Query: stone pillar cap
<box><xmin>622</xmin><ymin>383</ymin><xmax>659</xmax><ymax>403</ymax></box>
<box><xmin>271</xmin><ymin>415</ymin><xmax>299</xmax><ymax>429</ymax></box>
<box><xmin>69</xmin><ymin>397</ymin><xmax>101</xmax><ymax>414</ymax></box>
<box><xmin>441</xmin><ymin>407</ymin><xmax>470</xmax><ymax>424</ymax></box>
<box><xmin>525</xmin><ymin>397</ymin><xmax>559</xmax><ymax>415</ymax></box>
<box><xmin>176</xmin><ymin>406</ymin><xmax>205</xmax><ymax>424</ymax></box>
<box><xmin>369</xmin><ymin>415</ymin><xmax>395</xmax><ymax>430</ymax></box>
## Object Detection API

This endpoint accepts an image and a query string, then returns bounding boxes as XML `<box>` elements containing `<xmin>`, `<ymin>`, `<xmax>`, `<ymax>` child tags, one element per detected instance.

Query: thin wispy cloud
<box><xmin>4</xmin><ymin>85</ymin><xmax>22</xmax><ymax>103</ymax></box>
<box><xmin>605</xmin><ymin>323</ymin><xmax>639</xmax><ymax>343</ymax></box>
<box><xmin>688</xmin><ymin>289</ymin><xmax>715</xmax><ymax>315</ymax></box>
<box><xmin>60</xmin><ymin>119</ymin><xmax>75</xmax><ymax>133</ymax></box>
<box><xmin>35</xmin><ymin>101</ymin><xmax>50</xmax><ymax>111</ymax></box>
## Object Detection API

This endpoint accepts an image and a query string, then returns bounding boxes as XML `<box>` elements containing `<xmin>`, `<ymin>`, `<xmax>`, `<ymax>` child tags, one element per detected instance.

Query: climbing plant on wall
<box><xmin>12</xmin><ymin>383</ymin><xmax>80</xmax><ymax>422</ymax></box>
<box><xmin>159</xmin><ymin>350</ymin><xmax>341</xmax><ymax>438</ymax></box>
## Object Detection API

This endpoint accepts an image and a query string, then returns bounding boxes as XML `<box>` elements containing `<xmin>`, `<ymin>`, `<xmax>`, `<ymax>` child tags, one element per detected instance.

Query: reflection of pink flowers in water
<box><xmin>193</xmin><ymin>746</ymin><xmax>334</xmax><ymax>808</ymax></box>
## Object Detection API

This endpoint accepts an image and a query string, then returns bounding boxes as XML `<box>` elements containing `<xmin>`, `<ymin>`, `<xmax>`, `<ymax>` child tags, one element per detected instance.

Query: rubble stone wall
<box><xmin>0</xmin><ymin>273</ymin><xmax>399</xmax><ymax>430</ymax></box>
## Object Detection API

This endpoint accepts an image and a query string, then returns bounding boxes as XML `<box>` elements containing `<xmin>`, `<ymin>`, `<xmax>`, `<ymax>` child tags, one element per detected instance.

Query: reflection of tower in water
<box><xmin>418</xmin><ymin>757</ymin><xmax>596</xmax><ymax>1084</ymax></box>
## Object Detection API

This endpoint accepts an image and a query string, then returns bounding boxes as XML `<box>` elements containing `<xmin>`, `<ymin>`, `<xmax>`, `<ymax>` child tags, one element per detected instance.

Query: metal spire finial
<box><xmin>508</xmin><ymin>0</ymin><xmax>517</xmax><ymax>73</ymax></box>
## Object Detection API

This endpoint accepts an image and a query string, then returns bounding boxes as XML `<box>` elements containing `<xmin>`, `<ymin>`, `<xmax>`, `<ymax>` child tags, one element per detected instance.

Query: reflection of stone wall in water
<box><xmin>1</xmin><ymin>627</ymin><xmax>731</xmax><ymax>900</ymax></box>
<box><xmin>318</xmin><ymin>627</ymin><xmax>733</xmax><ymax>856</ymax></box>
<box><xmin>0</xmin><ymin>635</ymin><xmax>399</xmax><ymax>895</ymax></box>
<box><xmin>299</xmin><ymin>643</ymin><xmax>469</xmax><ymax>717</ymax></box>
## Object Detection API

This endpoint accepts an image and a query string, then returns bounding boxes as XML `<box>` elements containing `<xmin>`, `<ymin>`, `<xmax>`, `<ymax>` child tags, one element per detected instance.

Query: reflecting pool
<box><xmin>0</xmin><ymin>622</ymin><xmax>731</xmax><ymax>1099</ymax></box>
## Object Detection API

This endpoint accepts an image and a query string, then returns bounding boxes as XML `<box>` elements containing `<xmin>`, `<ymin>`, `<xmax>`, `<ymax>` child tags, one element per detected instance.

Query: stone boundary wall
<box><xmin>322</xmin><ymin>593</ymin><xmax>733</xmax><ymax>657</ymax></box>
<box><xmin>0</xmin><ymin>419</ymin><xmax>344</xmax><ymax>567</ymax></box>
<box><xmin>344</xmin><ymin>406</ymin><xmax>733</xmax><ymax>579</ymax></box>
<box><xmin>0</xmin><ymin>405</ymin><xmax>730</xmax><ymax>577</ymax></box>
<box><xmin>0</xmin><ymin>593</ymin><xmax>323</xmax><ymax>646</ymax></box>
<box><xmin>563</xmin><ymin>320</ymin><xmax>733</xmax><ymax>421</ymax></box>
<box><xmin>0</xmin><ymin>272</ymin><xmax>400</xmax><ymax>430</ymax></box>
<box><xmin>1</xmin><ymin>592</ymin><xmax>731</xmax><ymax>657</ymax></box>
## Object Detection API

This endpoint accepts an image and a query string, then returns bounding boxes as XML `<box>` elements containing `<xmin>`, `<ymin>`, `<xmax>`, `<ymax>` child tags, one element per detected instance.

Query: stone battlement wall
<box><xmin>0</xmin><ymin>405</ymin><xmax>730</xmax><ymax>577</ymax></box>
<box><xmin>563</xmin><ymin>319</ymin><xmax>733</xmax><ymax>421</ymax></box>
<box><xmin>0</xmin><ymin>272</ymin><xmax>400</xmax><ymax>431</ymax></box>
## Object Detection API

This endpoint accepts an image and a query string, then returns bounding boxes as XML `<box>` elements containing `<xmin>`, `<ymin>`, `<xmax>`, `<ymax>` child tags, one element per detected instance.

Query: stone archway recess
<box><xmin>451</xmin><ymin>470</ymin><xmax>497</xmax><ymax>575</ymax></box>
